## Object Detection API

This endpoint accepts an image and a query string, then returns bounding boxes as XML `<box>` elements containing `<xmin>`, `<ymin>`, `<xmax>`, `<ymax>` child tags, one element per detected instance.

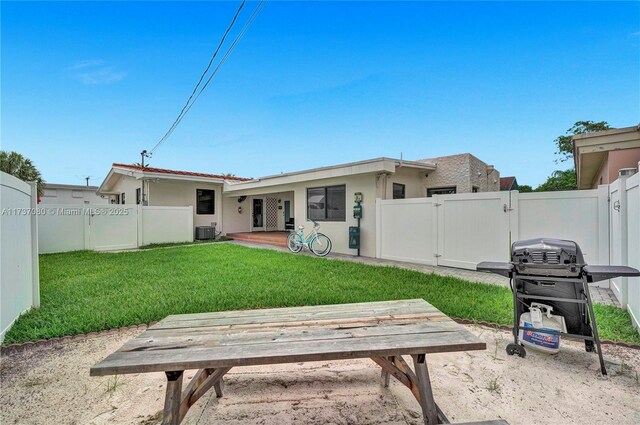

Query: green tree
<box><xmin>535</xmin><ymin>169</ymin><xmax>577</xmax><ymax>192</ymax></box>
<box><xmin>554</xmin><ymin>120</ymin><xmax>611</xmax><ymax>163</ymax></box>
<box><xmin>518</xmin><ymin>184</ymin><xmax>533</xmax><ymax>193</ymax></box>
<box><xmin>0</xmin><ymin>151</ymin><xmax>46</xmax><ymax>196</ymax></box>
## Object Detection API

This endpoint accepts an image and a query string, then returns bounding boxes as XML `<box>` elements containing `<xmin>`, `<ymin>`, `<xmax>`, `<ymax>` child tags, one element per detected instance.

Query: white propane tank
<box><xmin>519</xmin><ymin>303</ymin><xmax>567</xmax><ymax>354</ymax></box>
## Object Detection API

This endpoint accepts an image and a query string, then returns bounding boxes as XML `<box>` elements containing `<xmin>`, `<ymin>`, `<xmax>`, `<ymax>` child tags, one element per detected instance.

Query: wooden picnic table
<box><xmin>91</xmin><ymin>299</ymin><xmax>486</xmax><ymax>425</ymax></box>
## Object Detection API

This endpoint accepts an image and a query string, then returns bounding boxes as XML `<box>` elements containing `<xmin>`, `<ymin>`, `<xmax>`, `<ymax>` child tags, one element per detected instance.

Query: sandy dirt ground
<box><xmin>1</xmin><ymin>324</ymin><xmax>639</xmax><ymax>425</ymax></box>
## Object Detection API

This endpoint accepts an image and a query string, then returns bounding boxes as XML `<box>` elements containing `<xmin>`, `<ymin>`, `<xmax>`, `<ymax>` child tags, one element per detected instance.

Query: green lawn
<box><xmin>5</xmin><ymin>243</ymin><xmax>639</xmax><ymax>345</ymax></box>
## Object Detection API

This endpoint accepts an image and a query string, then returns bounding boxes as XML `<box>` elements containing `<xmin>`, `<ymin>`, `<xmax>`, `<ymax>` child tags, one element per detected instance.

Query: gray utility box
<box><xmin>195</xmin><ymin>226</ymin><xmax>215</xmax><ymax>240</ymax></box>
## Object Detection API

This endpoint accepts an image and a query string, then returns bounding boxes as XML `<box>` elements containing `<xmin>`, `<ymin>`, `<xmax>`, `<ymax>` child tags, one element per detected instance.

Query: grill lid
<box><xmin>511</xmin><ymin>238</ymin><xmax>585</xmax><ymax>277</ymax></box>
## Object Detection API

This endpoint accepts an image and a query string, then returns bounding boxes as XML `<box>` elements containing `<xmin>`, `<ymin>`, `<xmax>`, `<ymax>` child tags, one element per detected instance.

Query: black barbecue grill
<box><xmin>478</xmin><ymin>237</ymin><xmax>640</xmax><ymax>375</ymax></box>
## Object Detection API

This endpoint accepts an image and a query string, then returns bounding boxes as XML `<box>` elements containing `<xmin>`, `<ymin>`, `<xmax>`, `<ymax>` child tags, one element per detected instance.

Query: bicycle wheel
<box><xmin>287</xmin><ymin>232</ymin><xmax>303</xmax><ymax>253</ymax></box>
<box><xmin>310</xmin><ymin>233</ymin><xmax>332</xmax><ymax>257</ymax></box>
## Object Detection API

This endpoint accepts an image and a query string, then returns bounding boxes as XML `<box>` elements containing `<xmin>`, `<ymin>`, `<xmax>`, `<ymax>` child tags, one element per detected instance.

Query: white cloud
<box><xmin>68</xmin><ymin>59</ymin><xmax>104</xmax><ymax>70</ymax></box>
<box><xmin>69</xmin><ymin>60</ymin><xmax>127</xmax><ymax>85</ymax></box>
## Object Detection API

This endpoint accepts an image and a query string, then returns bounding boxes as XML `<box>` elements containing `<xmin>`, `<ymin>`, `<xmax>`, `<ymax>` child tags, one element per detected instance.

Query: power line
<box><xmin>149</xmin><ymin>0</ymin><xmax>249</xmax><ymax>154</ymax></box>
<box><xmin>176</xmin><ymin>0</ymin><xmax>267</xmax><ymax>127</ymax></box>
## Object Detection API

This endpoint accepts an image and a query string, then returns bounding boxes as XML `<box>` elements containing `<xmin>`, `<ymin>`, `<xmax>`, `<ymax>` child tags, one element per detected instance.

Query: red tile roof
<box><xmin>112</xmin><ymin>163</ymin><xmax>251</xmax><ymax>182</ymax></box>
<box><xmin>500</xmin><ymin>176</ymin><xmax>516</xmax><ymax>191</ymax></box>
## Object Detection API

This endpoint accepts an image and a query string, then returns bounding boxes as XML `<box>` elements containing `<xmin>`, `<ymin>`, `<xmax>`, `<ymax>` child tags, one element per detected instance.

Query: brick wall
<box><xmin>418</xmin><ymin>153</ymin><xmax>500</xmax><ymax>194</ymax></box>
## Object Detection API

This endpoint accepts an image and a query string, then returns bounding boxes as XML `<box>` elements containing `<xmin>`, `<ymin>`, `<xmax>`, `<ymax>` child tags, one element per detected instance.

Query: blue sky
<box><xmin>2</xmin><ymin>1</ymin><xmax>639</xmax><ymax>187</ymax></box>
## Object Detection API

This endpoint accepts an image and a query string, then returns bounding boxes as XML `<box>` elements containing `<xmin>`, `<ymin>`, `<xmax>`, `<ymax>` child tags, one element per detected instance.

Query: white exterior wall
<box><xmin>1</xmin><ymin>172</ymin><xmax>39</xmax><ymax>342</ymax></box>
<box><xmin>40</xmin><ymin>186</ymin><xmax>108</xmax><ymax>205</ymax></box>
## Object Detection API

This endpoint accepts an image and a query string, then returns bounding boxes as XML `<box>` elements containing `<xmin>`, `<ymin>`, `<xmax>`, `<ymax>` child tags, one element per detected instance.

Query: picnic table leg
<box><xmin>380</xmin><ymin>356</ymin><xmax>393</xmax><ymax>387</ymax></box>
<box><xmin>214</xmin><ymin>378</ymin><xmax>224</xmax><ymax>397</ymax></box>
<box><xmin>412</xmin><ymin>354</ymin><xmax>438</xmax><ymax>425</ymax></box>
<box><xmin>163</xmin><ymin>371</ymin><xmax>184</xmax><ymax>425</ymax></box>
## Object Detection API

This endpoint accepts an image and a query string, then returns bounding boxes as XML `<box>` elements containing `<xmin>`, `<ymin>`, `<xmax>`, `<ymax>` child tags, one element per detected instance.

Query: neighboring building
<box><xmin>416</xmin><ymin>153</ymin><xmax>500</xmax><ymax>195</ymax></box>
<box><xmin>573</xmin><ymin>124</ymin><xmax>640</xmax><ymax>189</ymax></box>
<box><xmin>499</xmin><ymin>176</ymin><xmax>519</xmax><ymax>191</ymax></box>
<box><xmin>40</xmin><ymin>183</ymin><xmax>108</xmax><ymax>205</ymax></box>
<box><xmin>97</xmin><ymin>153</ymin><xmax>499</xmax><ymax>257</ymax></box>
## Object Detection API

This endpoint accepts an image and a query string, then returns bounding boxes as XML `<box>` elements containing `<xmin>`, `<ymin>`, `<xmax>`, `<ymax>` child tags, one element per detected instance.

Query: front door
<box><xmin>252</xmin><ymin>198</ymin><xmax>264</xmax><ymax>231</ymax></box>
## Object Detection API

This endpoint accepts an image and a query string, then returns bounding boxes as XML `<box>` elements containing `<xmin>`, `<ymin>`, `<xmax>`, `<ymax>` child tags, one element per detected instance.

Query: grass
<box><xmin>4</xmin><ymin>244</ymin><xmax>640</xmax><ymax>345</ymax></box>
<box><xmin>138</xmin><ymin>237</ymin><xmax>232</xmax><ymax>249</ymax></box>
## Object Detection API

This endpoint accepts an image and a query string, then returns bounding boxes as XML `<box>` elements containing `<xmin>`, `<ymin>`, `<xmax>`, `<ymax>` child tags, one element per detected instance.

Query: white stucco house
<box><xmin>97</xmin><ymin>153</ymin><xmax>499</xmax><ymax>257</ymax></box>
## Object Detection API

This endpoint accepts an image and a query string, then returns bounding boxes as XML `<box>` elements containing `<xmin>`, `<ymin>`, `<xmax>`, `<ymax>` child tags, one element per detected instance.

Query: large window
<box><xmin>196</xmin><ymin>189</ymin><xmax>215</xmax><ymax>214</ymax></box>
<box><xmin>426</xmin><ymin>186</ymin><xmax>456</xmax><ymax>197</ymax></box>
<box><xmin>393</xmin><ymin>183</ymin><xmax>406</xmax><ymax>199</ymax></box>
<box><xmin>307</xmin><ymin>185</ymin><xmax>346</xmax><ymax>221</ymax></box>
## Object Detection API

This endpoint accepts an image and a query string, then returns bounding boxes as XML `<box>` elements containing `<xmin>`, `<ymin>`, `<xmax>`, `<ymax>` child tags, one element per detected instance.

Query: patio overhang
<box><xmin>573</xmin><ymin>125</ymin><xmax>640</xmax><ymax>189</ymax></box>
<box><xmin>224</xmin><ymin>157</ymin><xmax>435</xmax><ymax>194</ymax></box>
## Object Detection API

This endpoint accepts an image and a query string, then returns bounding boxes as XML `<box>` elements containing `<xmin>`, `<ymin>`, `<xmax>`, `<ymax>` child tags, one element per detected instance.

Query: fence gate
<box><xmin>88</xmin><ymin>206</ymin><xmax>138</xmax><ymax>251</ymax></box>
<box><xmin>435</xmin><ymin>191</ymin><xmax>511</xmax><ymax>269</ymax></box>
<box><xmin>377</xmin><ymin>198</ymin><xmax>437</xmax><ymax>265</ymax></box>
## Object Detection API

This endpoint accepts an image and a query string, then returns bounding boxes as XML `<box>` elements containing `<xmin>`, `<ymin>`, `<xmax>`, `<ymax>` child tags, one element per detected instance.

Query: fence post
<box><xmin>137</xmin><ymin>205</ymin><xmax>144</xmax><ymax>248</ymax></box>
<box><xmin>29</xmin><ymin>182</ymin><xmax>40</xmax><ymax>308</ymax></box>
<box><xmin>375</xmin><ymin>198</ymin><xmax>382</xmax><ymax>258</ymax></box>
<box><xmin>617</xmin><ymin>172</ymin><xmax>630</xmax><ymax>308</ymax></box>
<box><xmin>509</xmin><ymin>190</ymin><xmax>520</xmax><ymax>252</ymax></box>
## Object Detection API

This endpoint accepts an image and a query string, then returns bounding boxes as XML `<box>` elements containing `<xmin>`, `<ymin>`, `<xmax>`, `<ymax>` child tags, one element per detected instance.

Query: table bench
<box><xmin>91</xmin><ymin>299</ymin><xmax>487</xmax><ymax>424</ymax></box>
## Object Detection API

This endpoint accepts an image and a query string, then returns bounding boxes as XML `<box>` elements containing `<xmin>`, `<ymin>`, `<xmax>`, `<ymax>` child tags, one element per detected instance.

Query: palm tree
<box><xmin>0</xmin><ymin>151</ymin><xmax>46</xmax><ymax>196</ymax></box>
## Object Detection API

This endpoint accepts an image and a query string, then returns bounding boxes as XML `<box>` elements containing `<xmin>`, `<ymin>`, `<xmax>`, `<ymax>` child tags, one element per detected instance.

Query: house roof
<box><xmin>98</xmin><ymin>163</ymin><xmax>251</xmax><ymax>194</ymax></box>
<box><xmin>223</xmin><ymin>157</ymin><xmax>436</xmax><ymax>193</ymax></box>
<box><xmin>111</xmin><ymin>163</ymin><xmax>251</xmax><ymax>182</ymax></box>
<box><xmin>500</xmin><ymin>176</ymin><xmax>516</xmax><ymax>191</ymax></box>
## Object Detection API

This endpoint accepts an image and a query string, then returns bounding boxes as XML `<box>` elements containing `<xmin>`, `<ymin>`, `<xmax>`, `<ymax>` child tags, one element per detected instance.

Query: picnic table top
<box><xmin>90</xmin><ymin>299</ymin><xmax>485</xmax><ymax>376</ymax></box>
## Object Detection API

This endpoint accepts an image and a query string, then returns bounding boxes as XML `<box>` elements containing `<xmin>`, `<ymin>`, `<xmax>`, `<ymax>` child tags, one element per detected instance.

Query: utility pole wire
<box><xmin>150</xmin><ymin>0</ymin><xmax>248</xmax><ymax>154</ymax></box>
<box><xmin>175</xmin><ymin>0</ymin><xmax>266</xmax><ymax>127</ymax></box>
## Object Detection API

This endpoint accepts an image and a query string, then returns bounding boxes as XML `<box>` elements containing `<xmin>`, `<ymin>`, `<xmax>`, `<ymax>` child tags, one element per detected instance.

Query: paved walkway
<box><xmin>229</xmin><ymin>240</ymin><xmax>620</xmax><ymax>307</ymax></box>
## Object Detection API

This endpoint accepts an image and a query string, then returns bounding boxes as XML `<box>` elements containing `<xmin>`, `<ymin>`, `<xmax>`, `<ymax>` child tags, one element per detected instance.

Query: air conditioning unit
<box><xmin>195</xmin><ymin>226</ymin><xmax>214</xmax><ymax>240</ymax></box>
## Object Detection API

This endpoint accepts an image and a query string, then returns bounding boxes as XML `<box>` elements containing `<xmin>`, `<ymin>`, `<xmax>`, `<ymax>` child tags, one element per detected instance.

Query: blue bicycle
<box><xmin>287</xmin><ymin>220</ymin><xmax>332</xmax><ymax>257</ymax></box>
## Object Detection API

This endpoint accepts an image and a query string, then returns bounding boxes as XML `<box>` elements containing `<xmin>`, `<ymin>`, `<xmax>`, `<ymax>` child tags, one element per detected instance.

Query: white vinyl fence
<box><xmin>611</xmin><ymin>169</ymin><xmax>640</xmax><ymax>331</ymax></box>
<box><xmin>376</xmin><ymin>178</ymin><xmax>640</xmax><ymax>332</ymax></box>
<box><xmin>38</xmin><ymin>205</ymin><xmax>193</xmax><ymax>253</ymax></box>
<box><xmin>0</xmin><ymin>172</ymin><xmax>40</xmax><ymax>342</ymax></box>
<box><xmin>377</xmin><ymin>189</ymin><xmax>609</xmax><ymax>272</ymax></box>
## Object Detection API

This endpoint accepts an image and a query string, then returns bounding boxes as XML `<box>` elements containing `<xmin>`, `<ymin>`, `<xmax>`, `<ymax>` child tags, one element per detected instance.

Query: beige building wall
<box><xmin>383</xmin><ymin>167</ymin><xmax>428</xmax><ymax>199</ymax></box>
<box><xmin>420</xmin><ymin>153</ymin><xmax>499</xmax><ymax>194</ymax></box>
<box><xmin>105</xmin><ymin>174</ymin><xmax>142</xmax><ymax>205</ymax></box>
<box><xmin>224</xmin><ymin>173</ymin><xmax>378</xmax><ymax>257</ymax></box>
<box><xmin>106</xmin><ymin>174</ymin><xmax>223</xmax><ymax>228</ymax></box>
<box><xmin>148</xmin><ymin>180</ymin><xmax>223</xmax><ymax>228</ymax></box>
